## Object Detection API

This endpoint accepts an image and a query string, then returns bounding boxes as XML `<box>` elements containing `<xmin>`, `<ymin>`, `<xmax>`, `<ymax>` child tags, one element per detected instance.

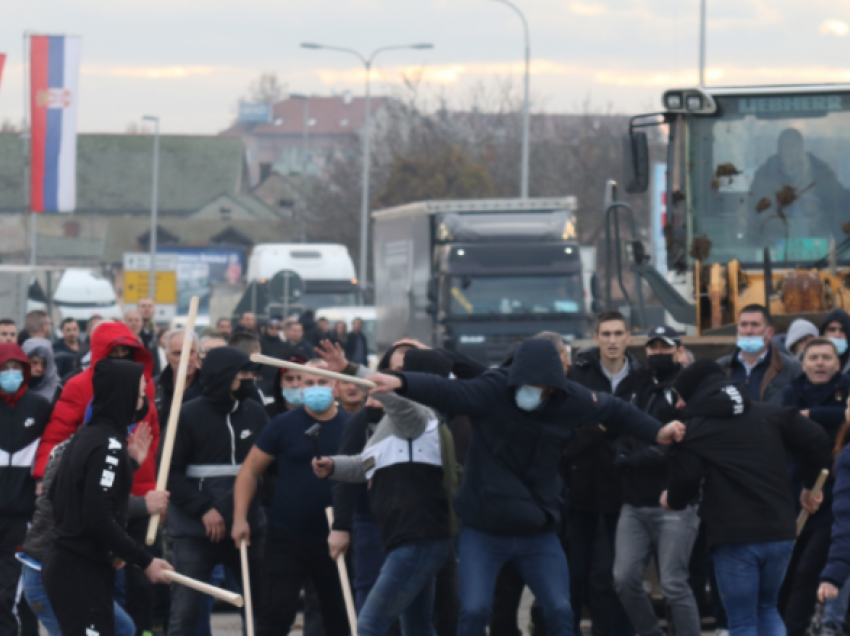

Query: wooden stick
<box><xmin>163</xmin><ymin>570</ymin><xmax>244</xmax><ymax>607</ymax></box>
<box><xmin>797</xmin><ymin>468</ymin><xmax>830</xmax><ymax>536</ymax></box>
<box><xmin>240</xmin><ymin>541</ymin><xmax>254</xmax><ymax>636</ymax></box>
<box><xmin>326</xmin><ymin>508</ymin><xmax>358</xmax><ymax>636</ymax></box>
<box><xmin>251</xmin><ymin>353</ymin><xmax>376</xmax><ymax>389</ymax></box>
<box><xmin>146</xmin><ymin>296</ymin><xmax>200</xmax><ymax>545</ymax></box>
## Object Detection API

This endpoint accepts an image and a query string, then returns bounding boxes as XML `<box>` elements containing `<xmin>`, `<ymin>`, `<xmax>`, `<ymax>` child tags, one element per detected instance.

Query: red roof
<box><xmin>223</xmin><ymin>95</ymin><xmax>389</xmax><ymax>137</ymax></box>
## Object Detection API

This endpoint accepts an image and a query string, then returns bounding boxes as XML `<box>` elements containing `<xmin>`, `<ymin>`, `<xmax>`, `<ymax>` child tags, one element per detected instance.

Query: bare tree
<box><xmin>244</xmin><ymin>73</ymin><xmax>287</xmax><ymax>105</ymax></box>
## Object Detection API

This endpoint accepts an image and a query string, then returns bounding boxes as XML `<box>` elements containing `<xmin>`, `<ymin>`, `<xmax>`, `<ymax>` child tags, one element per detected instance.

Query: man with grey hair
<box><xmin>155</xmin><ymin>329</ymin><xmax>201</xmax><ymax>432</ymax></box>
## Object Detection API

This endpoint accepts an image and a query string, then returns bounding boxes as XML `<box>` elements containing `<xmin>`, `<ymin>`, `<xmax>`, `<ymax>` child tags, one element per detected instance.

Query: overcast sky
<box><xmin>1</xmin><ymin>0</ymin><xmax>849</xmax><ymax>134</ymax></box>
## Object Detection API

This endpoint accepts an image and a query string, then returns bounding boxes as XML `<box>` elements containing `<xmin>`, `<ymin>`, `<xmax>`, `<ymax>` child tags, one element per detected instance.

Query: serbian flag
<box><xmin>0</xmin><ymin>55</ymin><xmax>5</xmax><ymax>95</ymax></box>
<box><xmin>30</xmin><ymin>35</ymin><xmax>81</xmax><ymax>213</ymax></box>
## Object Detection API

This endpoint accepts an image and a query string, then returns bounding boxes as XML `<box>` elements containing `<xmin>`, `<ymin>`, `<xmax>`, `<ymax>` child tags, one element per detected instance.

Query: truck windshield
<box><xmin>449</xmin><ymin>275</ymin><xmax>582</xmax><ymax>316</ymax></box>
<box><xmin>303</xmin><ymin>292</ymin><xmax>359</xmax><ymax>308</ymax></box>
<box><xmin>687</xmin><ymin>92</ymin><xmax>850</xmax><ymax>265</ymax></box>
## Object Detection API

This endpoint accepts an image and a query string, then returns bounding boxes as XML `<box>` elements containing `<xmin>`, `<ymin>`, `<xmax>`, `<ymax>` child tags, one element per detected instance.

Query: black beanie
<box><xmin>672</xmin><ymin>359</ymin><xmax>725</xmax><ymax>402</ymax></box>
<box><xmin>402</xmin><ymin>349</ymin><xmax>453</xmax><ymax>378</ymax></box>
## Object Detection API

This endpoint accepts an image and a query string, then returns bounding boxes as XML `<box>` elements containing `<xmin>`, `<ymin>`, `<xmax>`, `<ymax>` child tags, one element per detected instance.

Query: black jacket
<box><xmin>330</xmin><ymin>408</ymin><xmax>373</xmax><ymax>532</ymax></box>
<box><xmin>0</xmin><ymin>345</ymin><xmax>52</xmax><ymax>518</ymax></box>
<box><xmin>617</xmin><ymin>364</ymin><xmax>682</xmax><ymax>508</ymax></box>
<box><xmin>47</xmin><ymin>359</ymin><xmax>153</xmax><ymax>569</ymax></box>
<box><xmin>398</xmin><ymin>339</ymin><xmax>663</xmax><ymax>536</ymax></box>
<box><xmin>667</xmin><ymin>375</ymin><xmax>832</xmax><ymax>547</ymax></box>
<box><xmin>155</xmin><ymin>365</ymin><xmax>202</xmax><ymax>434</ymax></box>
<box><xmin>565</xmin><ymin>349</ymin><xmax>643</xmax><ymax>513</ymax></box>
<box><xmin>258</xmin><ymin>333</ymin><xmax>290</xmax><ymax>393</ymax></box>
<box><xmin>167</xmin><ymin>347</ymin><xmax>268</xmax><ymax>538</ymax></box>
<box><xmin>782</xmin><ymin>371</ymin><xmax>850</xmax><ymax>527</ymax></box>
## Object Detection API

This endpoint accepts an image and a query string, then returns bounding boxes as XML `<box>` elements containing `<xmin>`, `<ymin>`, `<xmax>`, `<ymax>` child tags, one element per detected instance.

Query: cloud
<box><xmin>82</xmin><ymin>65</ymin><xmax>221</xmax><ymax>79</ymax></box>
<box><xmin>570</xmin><ymin>2</ymin><xmax>606</xmax><ymax>16</ymax></box>
<box><xmin>820</xmin><ymin>19</ymin><xmax>849</xmax><ymax>36</ymax></box>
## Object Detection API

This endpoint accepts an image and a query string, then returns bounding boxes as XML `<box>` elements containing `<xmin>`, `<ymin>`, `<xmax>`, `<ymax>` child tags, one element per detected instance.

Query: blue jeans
<box><xmin>824</xmin><ymin>574</ymin><xmax>850</xmax><ymax>626</ymax></box>
<box><xmin>358</xmin><ymin>538</ymin><xmax>450</xmax><ymax>636</ymax></box>
<box><xmin>712</xmin><ymin>541</ymin><xmax>794</xmax><ymax>636</ymax></box>
<box><xmin>22</xmin><ymin>563</ymin><xmax>136</xmax><ymax>636</ymax></box>
<box><xmin>457</xmin><ymin>527</ymin><xmax>574</xmax><ymax>636</ymax></box>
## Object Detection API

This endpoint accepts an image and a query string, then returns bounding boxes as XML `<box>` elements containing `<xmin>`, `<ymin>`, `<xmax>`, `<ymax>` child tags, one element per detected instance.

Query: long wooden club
<box><xmin>163</xmin><ymin>570</ymin><xmax>244</xmax><ymax>607</ymax></box>
<box><xmin>146</xmin><ymin>296</ymin><xmax>200</xmax><ymax>545</ymax></box>
<box><xmin>240</xmin><ymin>540</ymin><xmax>255</xmax><ymax>636</ymax></box>
<box><xmin>326</xmin><ymin>507</ymin><xmax>358</xmax><ymax>636</ymax></box>
<box><xmin>797</xmin><ymin>468</ymin><xmax>829</xmax><ymax>537</ymax></box>
<box><xmin>250</xmin><ymin>353</ymin><xmax>376</xmax><ymax>389</ymax></box>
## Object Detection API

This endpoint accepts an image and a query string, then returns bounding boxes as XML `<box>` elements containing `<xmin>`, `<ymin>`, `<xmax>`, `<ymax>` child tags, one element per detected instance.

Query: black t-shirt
<box><xmin>256</xmin><ymin>406</ymin><xmax>349</xmax><ymax>538</ymax></box>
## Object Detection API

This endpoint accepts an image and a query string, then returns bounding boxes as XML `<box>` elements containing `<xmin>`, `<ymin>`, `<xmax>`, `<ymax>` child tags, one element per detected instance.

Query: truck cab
<box><xmin>373</xmin><ymin>198</ymin><xmax>590</xmax><ymax>365</ymax></box>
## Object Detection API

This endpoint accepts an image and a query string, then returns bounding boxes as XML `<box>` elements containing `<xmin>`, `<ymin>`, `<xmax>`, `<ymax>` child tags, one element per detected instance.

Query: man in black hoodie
<box><xmin>664</xmin><ymin>360</ymin><xmax>832</xmax><ymax>636</ymax></box>
<box><xmin>566</xmin><ymin>310</ymin><xmax>643</xmax><ymax>635</ymax></box>
<box><xmin>367</xmin><ymin>339</ymin><xmax>684</xmax><ymax>636</ymax></box>
<box><xmin>612</xmin><ymin>326</ymin><xmax>700</xmax><ymax>636</ymax></box>
<box><xmin>166</xmin><ymin>347</ymin><xmax>270</xmax><ymax>636</ymax></box>
<box><xmin>42</xmin><ymin>359</ymin><xmax>173</xmax><ymax>636</ymax></box>
<box><xmin>820</xmin><ymin>308</ymin><xmax>850</xmax><ymax>374</ymax></box>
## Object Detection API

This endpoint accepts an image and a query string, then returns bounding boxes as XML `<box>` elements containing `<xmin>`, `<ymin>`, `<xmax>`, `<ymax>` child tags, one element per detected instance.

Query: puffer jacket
<box><xmin>34</xmin><ymin>322</ymin><xmax>160</xmax><ymax>496</ymax></box>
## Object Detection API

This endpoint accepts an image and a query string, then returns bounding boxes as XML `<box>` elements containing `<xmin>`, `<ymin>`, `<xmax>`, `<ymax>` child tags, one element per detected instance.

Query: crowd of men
<box><xmin>3</xmin><ymin>299</ymin><xmax>850</xmax><ymax>636</ymax></box>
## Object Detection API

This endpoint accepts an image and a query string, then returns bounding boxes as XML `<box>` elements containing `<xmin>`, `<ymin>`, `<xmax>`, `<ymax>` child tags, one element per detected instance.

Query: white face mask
<box><xmin>515</xmin><ymin>385</ymin><xmax>544</xmax><ymax>411</ymax></box>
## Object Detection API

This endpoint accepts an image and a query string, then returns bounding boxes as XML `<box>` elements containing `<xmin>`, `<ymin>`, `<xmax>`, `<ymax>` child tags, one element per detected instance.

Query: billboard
<box><xmin>238</xmin><ymin>103</ymin><xmax>272</xmax><ymax>123</ymax></box>
<box><xmin>159</xmin><ymin>247</ymin><xmax>243</xmax><ymax>315</ymax></box>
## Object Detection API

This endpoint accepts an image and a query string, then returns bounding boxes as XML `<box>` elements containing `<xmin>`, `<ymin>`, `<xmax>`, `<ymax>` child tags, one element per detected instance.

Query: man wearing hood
<box><xmin>820</xmin><ymin>308</ymin><xmax>850</xmax><ymax>374</ymax></box>
<box><xmin>663</xmin><ymin>360</ymin><xmax>832</xmax><ymax>636</ymax></box>
<box><xmin>0</xmin><ymin>343</ymin><xmax>51</xmax><ymax>636</ymax></box>
<box><xmin>565</xmin><ymin>310</ymin><xmax>643</xmax><ymax>635</ymax></box>
<box><xmin>166</xmin><ymin>347</ymin><xmax>270</xmax><ymax>636</ymax></box>
<box><xmin>42</xmin><ymin>359</ymin><xmax>173</xmax><ymax>636</ymax></box>
<box><xmin>365</xmin><ymin>338</ymin><xmax>683</xmax><ymax>636</ymax></box>
<box><xmin>785</xmin><ymin>318</ymin><xmax>819</xmax><ymax>358</ymax></box>
<box><xmin>717</xmin><ymin>304</ymin><xmax>801</xmax><ymax>404</ymax></box>
<box><xmin>33</xmin><ymin>322</ymin><xmax>161</xmax><ymax>636</ymax></box>
<box><xmin>22</xmin><ymin>338</ymin><xmax>62</xmax><ymax>403</ymax></box>
<box><xmin>612</xmin><ymin>326</ymin><xmax>700</xmax><ymax>636</ymax></box>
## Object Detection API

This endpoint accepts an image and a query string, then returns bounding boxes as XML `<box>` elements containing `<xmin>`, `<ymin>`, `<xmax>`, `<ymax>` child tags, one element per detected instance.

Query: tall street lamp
<box><xmin>142</xmin><ymin>115</ymin><xmax>160</xmax><ymax>303</ymax></box>
<box><xmin>301</xmin><ymin>41</ymin><xmax>434</xmax><ymax>299</ymax></box>
<box><xmin>490</xmin><ymin>0</ymin><xmax>530</xmax><ymax>198</ymax></box>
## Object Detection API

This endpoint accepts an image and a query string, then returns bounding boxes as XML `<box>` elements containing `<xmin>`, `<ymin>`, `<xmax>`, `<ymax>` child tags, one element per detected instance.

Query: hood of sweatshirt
<box><xmin>0</xmin><ymin>342</ymin><xmax>32</xmax><ymax>383</ymax></box>
<box><xmin>821</xmin><ymin>308</ymin><xmax>850</xmax><ymax>367</ymax></box>
<box><xmin>506</xmin><ymin>338</ymin><xmax>570</xmax><ymax>391</ymax></box>
<box><xmin>90</xmin><ymin>358</ymin><xmax>145</xmax><ymax>435</ymax></box>
<box><xmin>200</xmin><ymin>346</ymin><xmax>254</xmax><ymax>411</ymax></box>
<box><xmin>683</xmin><ymin>374</ymin><xmax>751</xmax><ymax>420</ymax></box>
<box><xmin>22</xmin><ymin>337</ymin><xmax>60</xmax><ymax>400</ymax></box>
<box><xmin>90</xmin><ymin>322</ymin><xmax>153</xmax><ymax>380</ymax></box>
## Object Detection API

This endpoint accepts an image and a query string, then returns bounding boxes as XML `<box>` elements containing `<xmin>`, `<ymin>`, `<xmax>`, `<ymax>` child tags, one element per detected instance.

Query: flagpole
<box><xmin>23</xmin><ymin>32</ymin><xmax>35</xmax><ymax>266</ymax></box>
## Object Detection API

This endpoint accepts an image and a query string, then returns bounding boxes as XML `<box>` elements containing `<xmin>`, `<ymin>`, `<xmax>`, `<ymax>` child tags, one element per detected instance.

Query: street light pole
<box><xmin>491</xmin><ymin>0</ymin><xmax>530</xmax><ymax>198</ymax></box>
<box><xmin>301</xmin><ymin>42</ymin><xmax>434</xmax><ymax>300</ymax></box>
<box><xmin>143</xmin><ymin>116</ymin><xmax>160</xmax><ymax>303</ymax></box>
<box><xmin>698</xmin><ymin>0</ymin><xmax>707</xmax><ymax>86</ymax></box>
<box><xmin>290</xmin><ymin>93</ymin><xmax>311</xmax><ymax>242</ymax></box>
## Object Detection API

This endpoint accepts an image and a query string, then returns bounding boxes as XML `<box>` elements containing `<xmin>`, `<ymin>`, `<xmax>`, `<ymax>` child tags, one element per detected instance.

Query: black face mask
<box><xmin>233</xmin><ymin>378</ymin><xmax>255</xmax><ymax>402</ymax></box>
<box><xmin>132</xmin><ymin>396</ymin><xmax>150</xmax><ymax>424</ymax></box>
<box><xmin>365</xmin><ymin>406</ymin><xmax>384</xmax><ymax>424</ymax></box>
<box><xmin>648</xmin><ymin>354</ymin><xmax>677</xmax><ymax>376</ymax></box>
<box><xmin>28</xmin><ymin>375</ymin><xmax>45</xmax><ymax>389</ymax></box>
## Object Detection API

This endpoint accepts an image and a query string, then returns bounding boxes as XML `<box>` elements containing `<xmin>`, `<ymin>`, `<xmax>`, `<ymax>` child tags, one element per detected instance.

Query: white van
<box><xmin>52</xmin><ymin>269</ymin><xmax>122</xmax><ymax>322</ymax></box>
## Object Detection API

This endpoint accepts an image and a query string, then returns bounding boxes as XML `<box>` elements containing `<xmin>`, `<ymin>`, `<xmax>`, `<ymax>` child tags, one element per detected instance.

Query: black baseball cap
<box><xmin>646</xmin><ymin>325</ymin><xmax>681</xmax><ymax>347</ymax></box>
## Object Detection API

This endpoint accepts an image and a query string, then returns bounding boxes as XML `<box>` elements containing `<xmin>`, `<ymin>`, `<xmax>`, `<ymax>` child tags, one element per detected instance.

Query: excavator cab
<box><xmin>628</xmin><ymin>85</ymin><xmax>850</xmax><ymax>336</ymax></box>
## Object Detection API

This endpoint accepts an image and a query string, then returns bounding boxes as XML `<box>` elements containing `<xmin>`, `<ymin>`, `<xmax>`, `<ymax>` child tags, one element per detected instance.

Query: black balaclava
<box><xmin>201</xmin><ymin>347</ymin><xmax>256</xmax><ymax>411</ymax></box>
<box><xmin>91</xmin><ymin>359</ymin><xmax>145</xmax><ymax>433</ymax></box>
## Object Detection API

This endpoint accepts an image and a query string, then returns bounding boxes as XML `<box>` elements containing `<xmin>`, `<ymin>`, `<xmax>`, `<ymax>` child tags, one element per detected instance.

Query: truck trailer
<box><xmin>372</xmin><ymin>197</ymin><xmax>590</xmax><ymax>365</ymax></box>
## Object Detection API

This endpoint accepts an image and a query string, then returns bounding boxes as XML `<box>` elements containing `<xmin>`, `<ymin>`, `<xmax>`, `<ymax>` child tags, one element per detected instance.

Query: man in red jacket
<box><xmin>34</xmin><ymin>321</ymin><xmax>161</xmax><ymax>636</ymax></box>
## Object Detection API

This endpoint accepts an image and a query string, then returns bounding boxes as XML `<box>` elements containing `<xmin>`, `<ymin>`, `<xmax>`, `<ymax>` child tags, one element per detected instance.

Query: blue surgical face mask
<box><xmin>303</xmin><ymin>386</ymin><xmax>334</xmax><ymax>413</ymax></box>
<box><xmin>515</xmin><ymin>385</ymin><xmax>544</xmax><ymax>411</ymax></box>
<box><xmin>830</xmin><ymin>338</ymin><xmax>849</xmax><ymax>356</ymax></box>
<box><xmin>0</xmin><ymin>369</ymin><xmax>24</xmax><ymax>394</ymax></box>
<box><xmin>282</xmin><ymin>386</ymin><xmax>304</xmax><ymax>407</ymax></box>
<box><xmin>737</xmin><ymin>336</ymin><xmax>765</xmax><ymax>355</ymax></box>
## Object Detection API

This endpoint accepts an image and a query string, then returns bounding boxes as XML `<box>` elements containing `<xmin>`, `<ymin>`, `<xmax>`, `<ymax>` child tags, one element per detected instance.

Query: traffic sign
<box><xmin>124</xmin><ymin>270</ymin><xmax>177</xmax><ymax>304</ymax></box>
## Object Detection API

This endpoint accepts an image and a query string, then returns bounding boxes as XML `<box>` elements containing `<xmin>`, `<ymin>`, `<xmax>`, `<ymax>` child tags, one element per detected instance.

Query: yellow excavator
<box><xmin>621</xmin><ymin>84</ymin><xmax>850</xmax><ymax>341</ymax></box>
